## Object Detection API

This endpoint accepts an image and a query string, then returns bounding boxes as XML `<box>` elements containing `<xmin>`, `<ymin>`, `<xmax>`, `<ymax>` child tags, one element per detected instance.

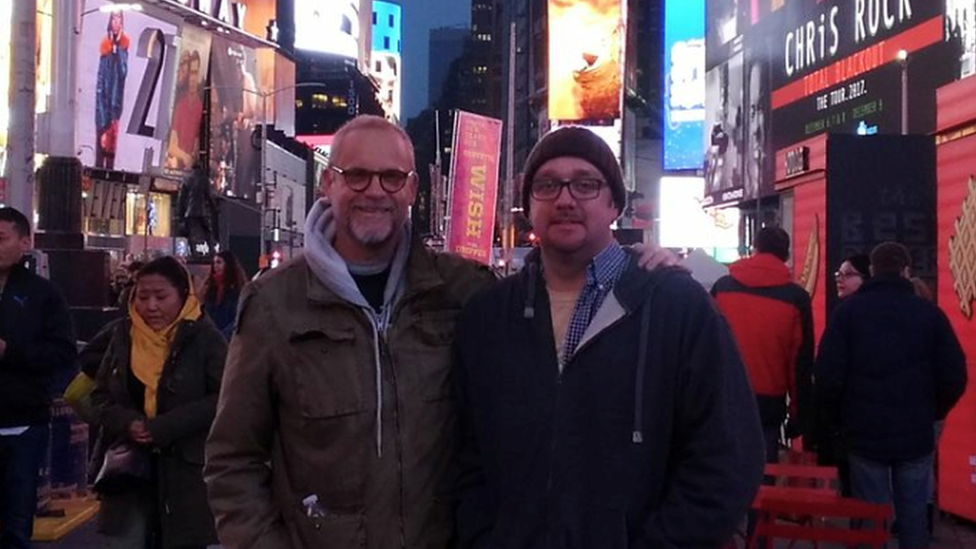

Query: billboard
<box><xmin>76</xmin><ymin>2</ymin><xmax>179</xmax><ymax>172</ymax></box>
<box><xmin>548</xmin><ymin>0</ymin><xmax>624</xmax><ymax>121</ymax></box>
<box><xmin>164</xmin><ymin>26</ymin><xmax>212</xmax><ymax>173</ymax></box>
<box><xmin>209</xmin><ymin>35</ymin><xmax>260</xmax><ymax>198</ymax></box>
<box><xmin>446</xmin><ymin>111</ymin><xmax>503</xmax><ymax>265</ymax></box>
<box><xmin>372</xmin><ymin>1</ymin><xmax>402</xmax><ymax>122</ymax></box>
<box><xmin>658</xmin><ymin>176</ymin><xmax>739</xmax><ymax>250</ymax></box>
<box><xmin>295</xmin><ymin>0</ymin><xmax>362</xmax><ymax>60</ymax></box>
<box><xmin>704</xmin><ymin>0</ymin><xmax>966</xmax><ymax>207</ymax></box>
<box><xmin>663</xmin><ymin>0</ymin><xmax>705</xmax><ymax>171</ymax></box>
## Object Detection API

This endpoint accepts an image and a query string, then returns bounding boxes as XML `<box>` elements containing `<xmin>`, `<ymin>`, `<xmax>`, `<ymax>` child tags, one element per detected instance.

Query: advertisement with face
<box><xmin>77</xmin><ymin>2</ymin><xmax>178</xmax><ymax>172</ymax></box>
<box><xmin>548</xmin><ymin>0</ymin><xmax>624</xmax><ymax>121</ymax></box>
<box><xmin>663</xmin><ymin>0</ymin><xmax>705</xmax><ymax>171</ymax></box>
<box><xmin>705</xmin><ymin>0</ymin><xmax>966</xmax><ymax>207</ymax></box>
<box><xmin>209</xmin><ymin>35</ymin><xmax>260</xmax><ymax>198</ymax></box>
<box><xmin>703</xmin><ymin>50</ymin><xmax>744</xmax><ymax>205</ymax></box>
<box><xmin>294</xmin><ymin>0</ymin><xmax>361</xmax><ymax>60</ymax></box>
<box><xmin>164</xmin><ymin>26</ymin><xmax>211</xmax><ymax>174</ymax></box>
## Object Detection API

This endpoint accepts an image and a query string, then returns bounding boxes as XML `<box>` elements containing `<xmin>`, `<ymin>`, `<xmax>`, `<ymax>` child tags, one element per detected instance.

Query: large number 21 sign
<box><xmin>127</xmin><ymin>27</ymin><xmax>178</xmax><ymax>146</ymax></box>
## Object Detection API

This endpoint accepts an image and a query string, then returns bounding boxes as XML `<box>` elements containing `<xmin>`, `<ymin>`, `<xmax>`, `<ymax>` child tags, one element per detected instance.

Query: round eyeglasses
<box><xmin>834</xmin><ymin>270</ymin><xmax>863</xmax><ymax>280</ymax></box>
<box><xmin>530</xmin><ymin>178</ymin><xmax>605</xmax><ymax>201</ymax></box>
<box><xmin>330</xmin><ymin>165</ymin><xmax>414</xmax><ymax>193</ymax></box>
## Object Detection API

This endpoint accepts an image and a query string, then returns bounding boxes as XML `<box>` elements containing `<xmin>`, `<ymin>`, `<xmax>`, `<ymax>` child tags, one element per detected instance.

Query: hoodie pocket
<box><xmin>290</xmin><ymin>326</ymin><xmax>369</xmax><ymax>418</ymax></box>
<box><xmin>292</xmin><ymin>509</ymin><xmax>366</xmax><ymax>548</ymax></box>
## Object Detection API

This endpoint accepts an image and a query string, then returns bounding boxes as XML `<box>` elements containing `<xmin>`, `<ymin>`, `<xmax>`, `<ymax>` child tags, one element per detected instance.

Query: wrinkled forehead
<box><xmin>332</xmin><ymin>126</ymin><xmax>415</xmax><ymax>168</ymax></box>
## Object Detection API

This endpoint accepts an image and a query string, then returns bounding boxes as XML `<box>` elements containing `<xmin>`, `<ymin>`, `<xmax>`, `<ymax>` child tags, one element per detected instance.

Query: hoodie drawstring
<box><xmin>369</xmin><ymin>316</ymin><xmax>384</xmax><ymax>458</ymax></box>
<box><xmin>632</xmin><ymin>296</ymin><xmax>652</xmax><ymax>445</ymax></box>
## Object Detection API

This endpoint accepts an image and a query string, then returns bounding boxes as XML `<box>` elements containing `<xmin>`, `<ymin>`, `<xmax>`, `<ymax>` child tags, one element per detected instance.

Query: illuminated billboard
<box><xmin>658</xmin><ymin>176</ymin><xmax>739</xmax><ymax>250</ymax></box>
<box><xmin>704</xmin><ymin>0</ymin><xmax>966</xmax><ymax>206</ymax></box>
<box><xmin>76</xmin><ymin>1</ymin><xmax>179</xmax><ymax>173</ymax></box>
<box><xmin>548</xmin><ymin>0</ymin><xmax>624</xmax><ymax>121</ymax></box>
<box><xmin>371</xmin><ymin>1</ymin><xmax>402</xmax><ymax>122</ymax></box>
<box><xmin>295</xmin><ymin>0</ymin><xmax>362</xmax><ymax>59</ymax></box>
<box><xmin>663</xmin><ymin>0</ymin><xmax>705</xmax><ymax>171</ymax></box>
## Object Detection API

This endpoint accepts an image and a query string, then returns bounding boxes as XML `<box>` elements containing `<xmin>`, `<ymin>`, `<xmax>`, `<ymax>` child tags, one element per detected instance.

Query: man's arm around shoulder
<box><xmin>205</xmin><ymin>284</ymin><xmax>291</xmax><ymax>549</ymax></box>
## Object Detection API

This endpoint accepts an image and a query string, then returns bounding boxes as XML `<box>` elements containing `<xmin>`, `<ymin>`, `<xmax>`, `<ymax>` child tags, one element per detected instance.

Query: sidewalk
<box><xmin>35</xmin><ymin>508</ymin><xmax>976</xmax><ymax>548</ymax></box>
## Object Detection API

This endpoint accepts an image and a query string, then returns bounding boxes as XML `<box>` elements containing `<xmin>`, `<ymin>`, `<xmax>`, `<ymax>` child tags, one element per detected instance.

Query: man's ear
<box><xmin>321</xmin><ymin>168</ymin><xmax>334</xmax><ymax>198</ymax></box>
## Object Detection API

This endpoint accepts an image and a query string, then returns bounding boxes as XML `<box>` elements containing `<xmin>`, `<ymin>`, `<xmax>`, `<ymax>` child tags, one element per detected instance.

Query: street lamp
<box><xmin>897</xmin><ymin>49</ymin><xmax>909</xmax><ymax>135</ymax></box>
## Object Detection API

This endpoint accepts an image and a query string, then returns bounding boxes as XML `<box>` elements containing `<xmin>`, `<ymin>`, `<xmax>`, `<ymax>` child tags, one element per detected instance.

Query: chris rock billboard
<box><xmin>548</xmin><ymin>0</ymin><xmax>625</xmax><ymax>121</ymax></box>
<box><xmin>371</xmin><ymin>1</ymin><xmax>402</xmax><ymax>123</ymax></box>
<box><xmin>704</xmin><ymin>0</ymin><xmax>971</xmax><ymax>207</ymax></box>
<box><xmin>663</xmin><ymin>0</ymin><xmax>705</xmax><ymax>171</ymax></box>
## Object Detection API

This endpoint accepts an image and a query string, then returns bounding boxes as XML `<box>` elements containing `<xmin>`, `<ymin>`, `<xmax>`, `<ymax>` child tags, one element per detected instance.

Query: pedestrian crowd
<box><xmin>0</xmin><ymin>114</ymin><xmax>967</xmax><ymax>549</ymax></box>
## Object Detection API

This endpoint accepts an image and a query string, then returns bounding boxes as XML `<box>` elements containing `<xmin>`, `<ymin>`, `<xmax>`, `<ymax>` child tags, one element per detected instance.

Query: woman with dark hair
<box><xmin>201</xmin><ymin>251</ymin><xmax>247</xmax><ymax>338</ymax></box>
<box><xmin>835</xmin><ymin>253</ymin><xmax>870</xmax><ymax>299</ymax></box>
<box><xmin>91</xmin><ymin>256</ymin><xmax>226</xmax><ymax>549</ymax></box>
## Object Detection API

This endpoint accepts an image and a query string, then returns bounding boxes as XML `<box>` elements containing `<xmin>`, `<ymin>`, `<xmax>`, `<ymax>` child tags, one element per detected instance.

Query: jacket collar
<box><xmin>304</xmin><ymin>236</ymin><xmax>445</xmax><ymax>306</ymax></box>
<box><xmin>859</xmin><ymin>275</ymin><xmax>915</xmax><ymax>295</ymax></box>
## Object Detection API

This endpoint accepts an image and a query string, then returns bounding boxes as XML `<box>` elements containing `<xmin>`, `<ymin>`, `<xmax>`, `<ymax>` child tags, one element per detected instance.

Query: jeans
<box><xmin>0</xmin><ymin>424</ymin><xmax>50</xmax><ymax>549</ymax></box>
<box><xmin>849</xmin><ymin>452</ymin><xmax>933</xmax><ymax>549</ymax></box>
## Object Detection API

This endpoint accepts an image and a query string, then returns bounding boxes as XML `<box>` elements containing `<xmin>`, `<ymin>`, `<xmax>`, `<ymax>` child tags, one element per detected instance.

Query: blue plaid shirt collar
<box><xmin>559</xmin><ymin>241</ymin><xmax>628</xmax><ymax>366</ymax></box>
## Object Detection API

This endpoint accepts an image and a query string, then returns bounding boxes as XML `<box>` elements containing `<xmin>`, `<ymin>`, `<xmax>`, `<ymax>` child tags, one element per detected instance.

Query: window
<box><xmin>372</xmin><ymin>12</ymin><xmax>377</xmax><ymax>24</ymax></box>
<box><xmin>389</xmin><ymin>14</ymin><xmax>394</xmax><ymax>27</ymax></box>
<box><xmin>384</xmin><ymin>36</ymin><xmax>390</xmax><ymax>49</ymax></box>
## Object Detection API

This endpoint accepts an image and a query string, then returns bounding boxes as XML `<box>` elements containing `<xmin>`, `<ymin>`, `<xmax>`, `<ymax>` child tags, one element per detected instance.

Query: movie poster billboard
<box><xmin>163</xmin><ymin>26</ymin><xmax>211</xmax><ymax>174</ymax></box>
<box><xmin>294</xmin><ymin>0</ymin><xmax>362</xmax><ymax>60</ymax></box>
<box><xmin>209</xmin><ymin>35</ymin><xmax>260</xmax><ymax>198</ymax></box>
<box><xmin>372</xmin><ymin>1</ymin><xmax>402</xmax><ymax>122</ymax></box>
<box><xmin>663</xmin><ymin>0</ymin><xmax>705</xmax><ymax>171</ymax></box>
<box><xmin>76</xmin><ymin>1</ymin><xmax>179</xmax><ymax>173</ymax></box>
<box><xmin>548</xmin><ymin>0</ymin><xmax>624</xmax><ymax>121</ymax></box>
<box><xmin>446</xmin><ymin>111</ymin><xmax>503</xmax><ymax>265</ymax></box>
<box><xmin>704</xmin><ymin>0</ymin><xmax>966</xmax><ymax>207</ymax></box>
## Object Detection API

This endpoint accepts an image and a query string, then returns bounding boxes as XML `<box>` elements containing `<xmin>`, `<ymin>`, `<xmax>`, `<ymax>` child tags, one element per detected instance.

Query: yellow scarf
<box><xmin>129</xmin><ymin>291</ymin><xmax>202</xmax><ymax>418</ymax></box>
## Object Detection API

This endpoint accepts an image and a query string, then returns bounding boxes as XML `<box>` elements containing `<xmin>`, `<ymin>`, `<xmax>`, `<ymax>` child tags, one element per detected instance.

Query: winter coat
<box><xmin>712</xmin><ymin>253</ymin><xmax>814</xmax><ymax>433</ymax></box>
<box><xmin>204</xmin><ymin>244</ymin><xmax>496</xmax><ymax>549</ymax></box>
<box><xmin>203</xmin><ymin>289</ymin><xmax>240</xmax><ymax>340</ymax></box>
<box><xmin>91</xmin><ymin>315</ymin><xmax>226</xmax><ymax>548</ymax></box>
<box><xmin>0</xmin><ymin>263</ymin><xmax>77</xmax><ymax>428</ymax></box>
<box><xmin>454</xmin><ymin>251</ymin><xmax>765</xmax><ymax>548</ymax></box>
<box><xmin>96</xmin><ymin>34</ymin><xmax>128</xmax><ymax>131</ymax></box>
<box><xmin>814</xmin><ymin>276</ymin><xmax>967</xmax><ymax>462</ymax></box>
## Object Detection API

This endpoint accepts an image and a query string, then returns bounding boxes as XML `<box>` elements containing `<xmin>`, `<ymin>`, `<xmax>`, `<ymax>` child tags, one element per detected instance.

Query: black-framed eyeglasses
<box><xmin>834</xmin><ymin>270</ymin><xmax>863</xmax><ymax>280</ymax></box>
<box><xmin>530</xmin><ymin>178</ymin><xmax>605</xmax><ymax>201</ymax></box>
<box><xmin>329</xmin><ymin>165</ymin><xmax>415</xmax><ymax>193</ymax></box>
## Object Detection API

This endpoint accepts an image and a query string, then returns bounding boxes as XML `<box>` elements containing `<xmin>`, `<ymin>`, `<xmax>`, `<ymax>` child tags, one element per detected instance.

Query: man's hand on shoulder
<box><xmin>631</xmin><ymin>243</ymin><xmax>685</xmax><ymax>272</ymax></box>
<box><xmin>0</xmin><ymin>337</ymin><xmax>6</xmax><ymax>359</ymax></box>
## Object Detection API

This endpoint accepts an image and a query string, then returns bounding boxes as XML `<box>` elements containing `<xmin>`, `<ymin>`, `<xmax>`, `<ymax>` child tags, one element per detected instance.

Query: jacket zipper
<box><xmin>379</xmin><ymin>333</ymin><xmax>407</xmax><ymax>549</ymax></box>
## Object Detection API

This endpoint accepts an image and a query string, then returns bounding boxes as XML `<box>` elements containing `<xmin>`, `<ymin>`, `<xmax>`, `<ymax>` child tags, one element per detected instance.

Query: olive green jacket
<box><xmin>205</xmin><ymin>242</ymin><xmax>495</xmax><ymax>549</ymax></box>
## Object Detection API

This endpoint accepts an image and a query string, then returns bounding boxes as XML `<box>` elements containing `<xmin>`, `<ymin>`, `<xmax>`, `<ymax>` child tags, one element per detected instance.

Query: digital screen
<box><xmin>371</xmin><ymin>1</ymin><xmax>402</xmax><ymax>122</ymax></box>
<box><xmin>548</xmin><ymin>0</ymin><xmax>624</xmax><ymax>121</ymax></box>
<box><xmin>294</xmin><ymin>0</ymin><xmax>362</xmax><ymax>59</ymax></box>
<box><xmin>663</xmin><ymin>0</ymin><xmax>705</xmax><ymax>171</ymax></box>
<box><xmin>658</xmin><ymin>176</ymin><xmax>739</xmax><ymax>250</ymax></box>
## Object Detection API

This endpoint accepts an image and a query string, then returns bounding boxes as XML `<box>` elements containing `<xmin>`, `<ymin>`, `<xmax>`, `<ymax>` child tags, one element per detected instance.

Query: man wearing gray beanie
<box><xmin>454</xmin><ymin>126</ymin><xmax>765</xmax><ymax>548</ymax></box>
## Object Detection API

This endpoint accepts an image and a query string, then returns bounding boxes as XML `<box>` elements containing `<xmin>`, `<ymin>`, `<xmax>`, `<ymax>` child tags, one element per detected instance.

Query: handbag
<box><xmin>93</xmin><ymin>440</ymin><xmax>153</xmax><ymax>494</ymax></box>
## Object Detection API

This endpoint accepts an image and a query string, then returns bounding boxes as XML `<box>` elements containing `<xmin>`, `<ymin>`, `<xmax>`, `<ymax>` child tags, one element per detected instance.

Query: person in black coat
<box><xmin>815</xmin><ymin>242</ymin><xmax>967</xmax><ymax>549</ymax></box>
<box><xmin>0</xmin><ymin>207</ymin><xmax>77</xmax><ymax>549</ymax></box>
<box><xmin>454</xmin><ymin>127</ymin><xmax>764</xmax><ymax>548</ymax></box>
<box><xmin>91</xmin><ymin>256</ymin><xmax>226</xmax><ymax>549</ymax></box>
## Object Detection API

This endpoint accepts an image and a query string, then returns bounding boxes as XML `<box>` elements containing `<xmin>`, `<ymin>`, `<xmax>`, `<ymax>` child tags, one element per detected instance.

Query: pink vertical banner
<box><xmin>446</xmin><ymin>111</ymin><xmax>503</xmax><ymax>265</ymax></box>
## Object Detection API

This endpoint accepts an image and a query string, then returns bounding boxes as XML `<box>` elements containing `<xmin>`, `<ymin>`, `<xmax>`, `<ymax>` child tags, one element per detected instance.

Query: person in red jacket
<box><xmin>712</xmin><ymin>227</ymin><xmax>814</xmax><ymax>464</ymax></box>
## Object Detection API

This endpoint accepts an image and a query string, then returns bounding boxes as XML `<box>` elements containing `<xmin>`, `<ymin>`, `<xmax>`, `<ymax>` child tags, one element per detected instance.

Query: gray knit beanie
<box><xmin>521</xmin><ymin>126</ymin><xmax>626</xmax><ymax>216</ymax></box>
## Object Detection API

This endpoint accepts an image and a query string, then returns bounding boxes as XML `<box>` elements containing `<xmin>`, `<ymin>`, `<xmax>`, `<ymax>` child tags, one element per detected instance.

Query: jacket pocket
<box><xmin>405</xmin><ymin>311</ymin><xmax>459</xmax><ymax>402</ymax></box>
<box><xmin>292</xmin><ymin>510</ymin><xmax>366</xmax><ymax>548</ymax></box>
<box><xmin>290</xmin><ymin>325</ymin><xmax>369</xmax><ymax>418</ymax></box>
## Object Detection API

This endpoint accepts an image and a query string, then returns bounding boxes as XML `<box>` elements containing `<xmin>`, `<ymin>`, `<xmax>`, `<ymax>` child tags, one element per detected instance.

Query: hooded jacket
<box><xmin>205</xmin><ymin>200</ymin><xmax>496</xmax><ymax>549</ymax></box>
<box><xmin>814</xmin><ymin>276</ymin><xmax>967</xmax><ymax>462</ymax></box>
<box><xmin>0</xmin><ymin>263</ymin><xmax>77</xmax><ymax>428</ymax></box>
<box><xmin>711</xmin><ymin>253</ymin><xmax>814</xmax><ymax>431</ymax></box>
<box><xmin>454</xmin><ymin>250</ymin><xmax>765</xmax><ymax>548</ymax></box>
